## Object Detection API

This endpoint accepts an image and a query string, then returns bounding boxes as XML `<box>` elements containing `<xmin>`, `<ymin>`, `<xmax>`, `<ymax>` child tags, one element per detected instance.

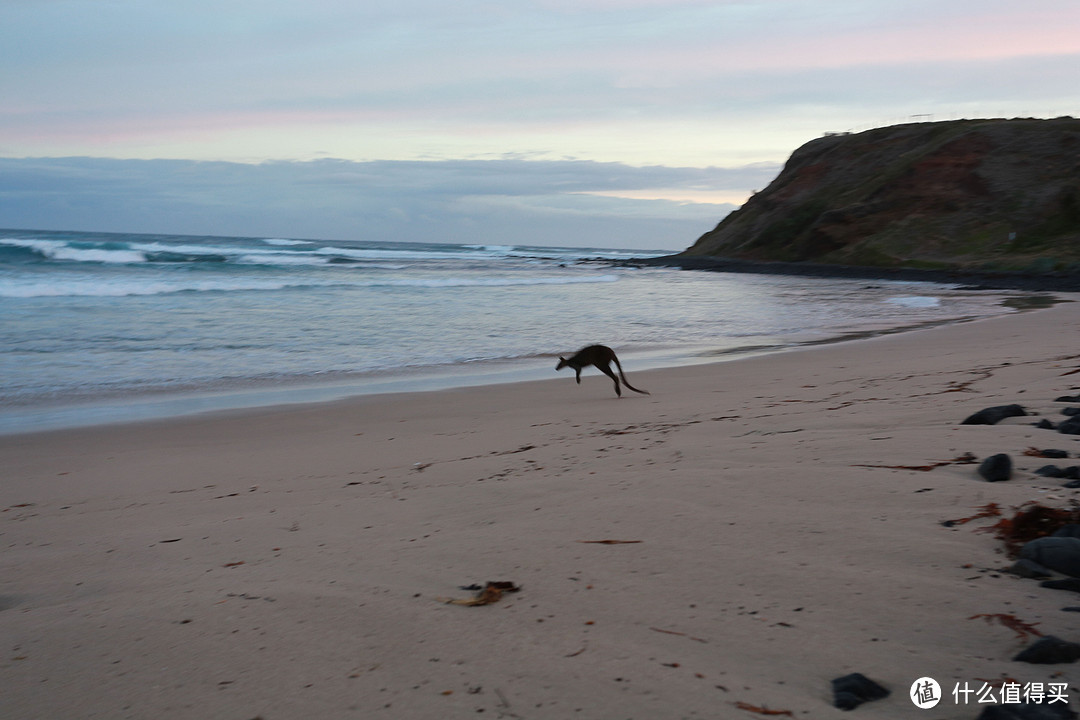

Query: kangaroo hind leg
<box><xmin>595</xmin><ymin>361</ymin><xmax>622</xmax><ymax>397</ymax></box>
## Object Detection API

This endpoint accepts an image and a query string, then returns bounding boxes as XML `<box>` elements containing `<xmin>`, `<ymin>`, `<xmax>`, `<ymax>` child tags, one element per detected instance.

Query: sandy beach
<box><xmin>3</xmin><ymin>299</ymin><xmax>1080</xmax><ymax>719</ymax></box>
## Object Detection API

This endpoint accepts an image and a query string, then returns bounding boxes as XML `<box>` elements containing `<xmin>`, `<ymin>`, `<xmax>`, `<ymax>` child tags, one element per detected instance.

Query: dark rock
<box><xmin>832</xmin><ymin>673</ymin><xmax>889</xmax><ymax>710</ymax></box>
<box><xmin>1020</xmin><ymin>537</ymin><xmax>1080</xmax><ymax>577</ymax></box>
<box><xmin>1054</xmin><ymin>525</ymin><xmax>1080</xmax><ymax>539</ymax></box>
<box><xmin>1065</xmin><ymin>479</ymin><xmax>1080</xmax><ymax>489</ymax></box>
<box><xmin>978</xmin><ymin>453</ymin><xmax>1013</xmax><ymax>482</ymax></box>
<box><xmin>977</xmin><ymin>702</ymin><xmax>1078</xmax><ymax>719</ymax></box>
<box><xmin>1041</xmin><ymin>449</ymin><xmax>1071</xmax><ymax>459</ymax></box>
<box><xmin>1063</xmin><ymin>407</ymin><xmax>1080</xmax><ymax>416</ymax></box>
<box><xmin>1036</xmin><ymin>465</ymin><xmax>1080</xmax><ymax>479</ymax></box>
<box><xmin>1013</xmin><ymin>635</ymin><xmax>1080</xmax><ymax>664</ymax></box>
<box><xmin>1037</xmin><ymin>419</ymin><xmax>1059</xmax><ymax>430</ymax></box>
<box><xmin>1042</xmin><ymin>578</ymin><xmax>1080</xmax><ymax>592</ymax></box>
<box><xmin>1056</xmin><ymin>395</ymin><xmax>1080</xmax><ymax>403</ymax></box>
<box><xmin>1063</xmin><ymin>607</ymin><xmax>1080</xmax><ymax>613</ymax></box>
<box><xmin>962</xmin><ymin>404</ymin><xmax>1028</xmax><ymax>425</ymax></box>
<box><xmin>1011</xmin><ymin>558</ymin><xmax>1054</xmax><ymax>579</ymax></box>
<box><xmin>1059</xmin><ymin>416</ymin><xmax>1080</xmax><ymax>435</ymax></box>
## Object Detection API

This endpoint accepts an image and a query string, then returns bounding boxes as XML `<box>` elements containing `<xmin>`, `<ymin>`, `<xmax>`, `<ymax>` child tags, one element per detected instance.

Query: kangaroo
<box><xmin>555</xmin><ymin>345</ymin><xmax>650</xmax><ymax>397</ymax></box>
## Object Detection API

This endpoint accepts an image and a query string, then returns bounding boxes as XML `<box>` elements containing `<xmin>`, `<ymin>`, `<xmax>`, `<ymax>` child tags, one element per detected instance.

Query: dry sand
<box><xmin>3</xmin><ymin>299</ymin><xmax>1080</xmax><ymax>719</ymax></box>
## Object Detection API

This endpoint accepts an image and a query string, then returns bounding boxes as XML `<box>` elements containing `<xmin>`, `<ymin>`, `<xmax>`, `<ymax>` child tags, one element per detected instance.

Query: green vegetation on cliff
<box><xmin>682</xmin><ymin>118</ymin><xmax>1080</xmax><ymax>273</ymax></box>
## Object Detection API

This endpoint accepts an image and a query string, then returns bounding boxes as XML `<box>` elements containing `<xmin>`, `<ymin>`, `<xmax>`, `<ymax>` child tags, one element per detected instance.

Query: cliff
<box><xmin>681</xmin><ymin>118</ymin><xmax>1080</xmax><ymax>273</ymax></box>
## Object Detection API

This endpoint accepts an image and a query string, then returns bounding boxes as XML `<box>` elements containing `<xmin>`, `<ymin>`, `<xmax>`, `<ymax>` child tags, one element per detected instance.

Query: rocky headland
<box><xmin>644</xmin><ymin>117</ymin><xmax>1080</xmax><ymax>291</ymax></box>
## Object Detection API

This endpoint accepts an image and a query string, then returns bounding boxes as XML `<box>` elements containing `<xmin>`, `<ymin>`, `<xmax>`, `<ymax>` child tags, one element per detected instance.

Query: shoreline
<box><xmin>0</xmin><ymin>299</ymin><xmax>1042</xmax><ymax>436</ymax></box>
<box><xmin>628</xmin><ymin>254</ymin><xmax>1080</xmax><ymax>292</ymax></box>
<box><xmin>3</xmin><ymin>299</ymin><xmax>1080</xmax><ymax>718</ymax></box>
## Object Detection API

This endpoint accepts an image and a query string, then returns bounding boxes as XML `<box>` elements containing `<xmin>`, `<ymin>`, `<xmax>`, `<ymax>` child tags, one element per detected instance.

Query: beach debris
<box><xmin>1012</xmin><ymin>635</ymin><xmax>1080</xmax><ymax>664</ymax></box>
<box><xmin>437</xmin><ymin>581</ymin><xmax>520</xmax><ymax>606</ymax></box>
<box><xmin>1020</xmin><ymin>537</ymin><xmax>1080</xmax><ymax>577</ymax></box>
<box><xmin>734</xmin><ymin>701</ymin><xmax>794</xmax><ymax>717</ymax></box>
<box><xmin>944</xmin><ymin>502</ymin><xmax>1003</xmax><ymax>527</ymax></box>
<box><xmin>576</xmin><ymin>539</ymin><xmax>643</xmax><ymax>545</ymax></box>
<box><xmin>969</xmin><ymin>613</ymin><xmax>1043</xmax><ymax>640</ymax></box>
<box><xmin>855</xmin><ymin>452</ymin><xmax>977</xmax><ymax>472</ymax></box>
<box><xmin>962</xmin><ymin>404</ymin><xmax>1028</xmax><ymax>425</ymax></box>
<box><xmin>978</xmin><ymin>453</ymin><xmax>1013</xmax><ymax>482</ymax></box>
<box><xmin>650</xmin><ymin>626</ymin><xmax>709</xmax><ymax>643</ymax></box>
<box><xmin>831</xmin><ymin>673</ymin><xmax>890</xmax><ymax>711</ymax></box>
<box><xmin>977</xmin><ymin>501</ymin><xmax>1080</xmax><ymax>556</ymax></box>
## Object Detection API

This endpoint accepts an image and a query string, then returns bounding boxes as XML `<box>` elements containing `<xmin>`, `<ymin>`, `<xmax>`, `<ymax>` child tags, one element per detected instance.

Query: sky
<box><xmin>1</xmin><ymin>0</ymin><xmax>1078</xmax><ymax>250</ymax></box>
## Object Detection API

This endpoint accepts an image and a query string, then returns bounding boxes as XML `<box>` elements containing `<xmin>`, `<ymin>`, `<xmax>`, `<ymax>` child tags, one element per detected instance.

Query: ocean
<box><xmin>0</xmin><ymin>228</ymin><xmax>1026</xmax><ymax>433</ymax></box>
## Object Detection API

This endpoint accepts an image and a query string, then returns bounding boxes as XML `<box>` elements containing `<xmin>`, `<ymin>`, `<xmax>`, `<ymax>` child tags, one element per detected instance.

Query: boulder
<box><xmin>961</xmin><ymin>404</ymin><xmax>1027</xmax><ymax>425</ymax></box>
<box><xmin>1042</xmin><ymin>577</ymin><xmax>1080</xmax><ymax>592</ymax></box>
<box><xmin>978</xmin><ymin>453</ymin><xmax>1012</xmax><ymax>482</ymax></box>
<box><xmin>1059</xmin><ymin>416</ymin><xmax>1080</xmax><ymax>435</ymax></box>
<box><xmin>1013</xmin><ymin>635</ymin><xmax>1080</xmax><ymax>664</ymax></box>
<box><xmin>1020</xmin><ymin>537</ymin><xmax>1080</xmax><ymax>577</ymax></box>
<box><xmin>832</xmin><ymin>673</ymin><xmax>889</xmax><ymax>710</ymax></box>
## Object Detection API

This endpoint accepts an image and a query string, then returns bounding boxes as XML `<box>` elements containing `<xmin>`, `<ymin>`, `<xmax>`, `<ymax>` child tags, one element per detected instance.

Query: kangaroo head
<box><xmin>555</xmin><ymin>356</ymin><xmax>568</xmax><ymax>371</ymax></box>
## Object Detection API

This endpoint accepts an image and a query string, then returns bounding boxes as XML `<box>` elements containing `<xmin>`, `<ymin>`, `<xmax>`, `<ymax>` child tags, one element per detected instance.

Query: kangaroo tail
<box><xmin>612</xmin><ymin>354</ymin><xmax>650</xmax><ymax>395</ymax></box>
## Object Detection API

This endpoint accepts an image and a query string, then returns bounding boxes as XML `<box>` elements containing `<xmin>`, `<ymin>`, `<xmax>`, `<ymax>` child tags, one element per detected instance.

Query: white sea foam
<box><xmin>367</xmin><ymin>274</ymin><xmax>620</xmax><ymax>288</ymax></box>
<box><xmin>3</xmin><ymin>238</ymin><xmax>146</xmax><ymax>264</ymax></box>
<box><xmin>0</xmin><ymin>277</ymin><xmax>309</xmax><ymax>298</ymax></box>
<box><xmin>885</xmin><ymin>296</ymin><xmax>941</xmax><ymax>308</ymax></box>
<box><xmin>312</xmin><ymin>246</ymin><xmax>473</xmax><ymax>261</ymax></box>
<box><xmin>0</xmin><ymin>273</ymin><xmax>620</xmax><ymax>298</ymax></box>
<box><xmin>1</xmin><ymin>235</ymin><xmax>646</xmax><ymax>267</ymax></box>
<box><xmin>261</xmin><ymin>238</ymin><xmax>311</xmax><ymax>246</ymax></box>
<box><xmin>235</xmin><ymin>253</ymin><xmax>329</xmax><ymax>266</ymax></box>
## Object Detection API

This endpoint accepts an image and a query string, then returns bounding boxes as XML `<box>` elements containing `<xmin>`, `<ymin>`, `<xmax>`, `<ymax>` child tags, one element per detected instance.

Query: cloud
<box><xmin>0</xmin><ymin>156</ymin><xmax>775</xmax><ymax>249</ymax></box>
<box><xmin>2</xmin><ymin>0</ymin><xmax>1076</xmax><ymax>167</ymax></box>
